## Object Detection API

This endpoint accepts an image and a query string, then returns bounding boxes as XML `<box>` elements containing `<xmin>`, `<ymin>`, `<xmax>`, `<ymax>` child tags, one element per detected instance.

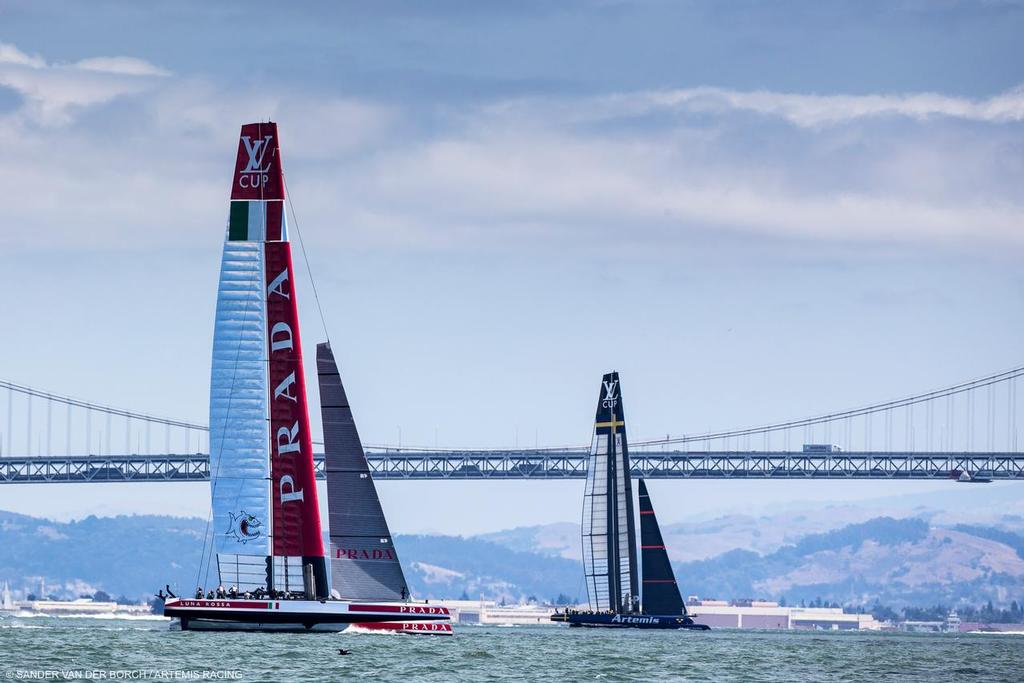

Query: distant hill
<box><xmin>676</xmin><ymin>517</ymin><xmax>1024</xmax><ymax>607</ymax></box>
<box><xmin>0</xmin><ymin>510</ymin><xmax>582</xmax><ymax>604</ymax></box>
<box><xmin>395</xmin><ymin>534</ymin><xmax>582</xmax><ymax>603</ymax></box>
<box><xmin>2</xmin><ymin>508</ymin><xmax>1023</xmax><ymax>608</ymax></box>
<box><xmin>0</xmin><ymin>510</ymin><xmax>206</xmax><ymax>600</ymax></box>
<box><xmin>477</xmin><ymin>522</ymin><xmax>581</xmax><ymax>560</ymax></box>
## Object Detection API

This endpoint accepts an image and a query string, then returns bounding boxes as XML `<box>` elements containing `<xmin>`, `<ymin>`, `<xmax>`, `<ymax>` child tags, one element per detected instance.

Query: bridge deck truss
<box><xmin>1</xmin><ymin>451</ymin><xmax>1021</xmax><ymax>483</ymax></box>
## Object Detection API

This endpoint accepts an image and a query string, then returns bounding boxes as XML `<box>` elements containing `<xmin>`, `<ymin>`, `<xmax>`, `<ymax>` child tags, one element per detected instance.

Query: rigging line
<box><xmin>281</xmin><ymin>172</ymin><xmax>330</xmax><ymax>345</ymax></box>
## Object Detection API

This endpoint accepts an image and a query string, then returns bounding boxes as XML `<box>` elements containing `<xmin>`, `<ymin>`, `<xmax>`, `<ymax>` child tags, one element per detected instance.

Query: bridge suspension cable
<box><xmin>0</xmin><ymin>379</ymin><xmax>206</xmax><ymax>431</ymax></box>
<box><xmin>2</xmin><ymin>362</ymin><xmax>1021</xmax><ymax>456</ymax></box>
<box><xmin>631</xmin><ymin>365</ymin><xmax>1024</xmax><ymax>448</ymax></box>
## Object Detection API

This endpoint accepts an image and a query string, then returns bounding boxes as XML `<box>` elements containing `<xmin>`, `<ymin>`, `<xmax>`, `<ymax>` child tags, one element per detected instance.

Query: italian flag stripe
<box><xmin>228</xmin><ymin>201</ymin><xmax>284</xmax><ymax>242</ymax></box>
<box><xmin>228</xmin><ymin>201</ymin><xmax>249</xmax><ymax>241</ymax></box>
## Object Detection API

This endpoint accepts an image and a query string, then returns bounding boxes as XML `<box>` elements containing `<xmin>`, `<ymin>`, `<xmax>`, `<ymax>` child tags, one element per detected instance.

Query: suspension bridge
<box><xmin>0</xmin><ymin>365</ymin><xmax>1021</xmax><ymax>482</ymax></box>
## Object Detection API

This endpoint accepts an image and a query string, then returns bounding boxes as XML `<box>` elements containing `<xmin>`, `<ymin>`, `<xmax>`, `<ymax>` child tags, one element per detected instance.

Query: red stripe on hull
<box><xmin>348</xmin><ymin>604</ymin><xmax>450</xmax><ymax>616</ymax></box>
<box><xmin>172</xmin><ymin>599</ymin><xmax>272</xmax><ymax>609</ymax></box>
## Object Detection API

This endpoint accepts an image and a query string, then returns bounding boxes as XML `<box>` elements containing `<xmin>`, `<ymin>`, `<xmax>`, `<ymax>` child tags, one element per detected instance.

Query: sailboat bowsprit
<box><xmin>551</xmin><ymin>373</ymin><xmax>709</xmax><ymax>631</ymax></box>
<box><xmin>162</xmin><ymin>123</ymin><xmax>451</xmax><ymax>635</ymax></box>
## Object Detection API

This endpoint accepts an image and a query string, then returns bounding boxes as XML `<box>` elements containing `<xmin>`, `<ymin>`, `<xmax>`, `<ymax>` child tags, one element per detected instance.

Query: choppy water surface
<box><xmin>2</xmin><ymin>615</ymin><xmax>1022</xmax><ymax>682</ymax></box>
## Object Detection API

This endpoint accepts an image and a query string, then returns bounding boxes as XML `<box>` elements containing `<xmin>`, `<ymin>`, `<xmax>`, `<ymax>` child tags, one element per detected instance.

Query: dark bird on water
<box><xmin>337</xmin><ymin>649</ymin><xmax>351</xmax><ymax>656</ymax></box>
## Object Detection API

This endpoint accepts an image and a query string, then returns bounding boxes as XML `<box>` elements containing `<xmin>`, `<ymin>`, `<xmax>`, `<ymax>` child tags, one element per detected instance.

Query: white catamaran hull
<box><xmin>163</xmin><ymin>599</ymin><xmax>452</xmax><ymax>634</ymax></box>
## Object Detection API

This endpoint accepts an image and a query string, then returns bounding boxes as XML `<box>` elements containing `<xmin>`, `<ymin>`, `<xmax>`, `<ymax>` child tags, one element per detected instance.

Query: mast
<box><xmin>638</xmin><ymin>479</ymin><xmax>686</xmax><ymax>616</ymax></box>
<box><xmin>581</xmin><ymin>372</ymin><xmax>638</xmax><ymax>613</ymax></box>
<box><xmin>317</xmin><ymin>342</ymin><xmax>410</xmax><ymax>601</ymax></box>
<box><xmin>209</xmin><ymin>122</ymin><xmax>326</xmax><ymax>596</ymax></box>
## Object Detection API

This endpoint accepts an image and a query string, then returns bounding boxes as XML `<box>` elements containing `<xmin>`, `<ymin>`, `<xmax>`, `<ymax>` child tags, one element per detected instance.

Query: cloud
<box><xmin>74</xmin><ymin>57</ymin><xmax>171</xmax><ymax>78</ymax></box>
<box><xmin>0</xmin><ymin>43</ymin><xmax>45</xmax><ymax>68</ymax></box>
<box><xmin>600</xmin><ymin>85</ymin><xmax>1024</xmax><ymax>128</ymax></box>
<box><xmin>490</xmin><ymin>84</ymin><xmax>1024</xmax><ymax>129</ymax></box>
<box><xmin>340</xmin><ymin>130</ymin><xmax>1023</xmax><ymax>253</ymax></box>
<box><xmin>0</xmin><ymin>41</ymin><xmax>1021</xmax><ymax>258</ymax></box>
<box><xmin>0</xmin><ymin>42</ymin><xmax>170</xmax><ymax>126</ymax></box>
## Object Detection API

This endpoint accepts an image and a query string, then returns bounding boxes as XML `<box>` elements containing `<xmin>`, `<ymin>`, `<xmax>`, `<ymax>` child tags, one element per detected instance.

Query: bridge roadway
<box><xmin>1</xmin><ymin>450</ymin><xmax>1022</xmax><ymax>483</ymax></box>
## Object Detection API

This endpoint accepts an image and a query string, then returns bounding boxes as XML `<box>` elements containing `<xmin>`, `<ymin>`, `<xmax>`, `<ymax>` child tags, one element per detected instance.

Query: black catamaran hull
<box><xmin>551</xmin><ymin>613</ymin><xmax>710</xmax><ymax>630</ymax></box>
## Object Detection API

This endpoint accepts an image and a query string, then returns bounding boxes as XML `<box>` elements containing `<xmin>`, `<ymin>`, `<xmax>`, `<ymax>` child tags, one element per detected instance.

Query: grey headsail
<box><xmin>316</xmin><ymin>342</ymin><xmax>409</xmax><ymax>601</ymax></box>
<box><xmin>581</xmin><ymin>371</ymin><xmax>638</xmax><ymax>614</ymax></box>
<box><xmin>638</xmin><ymin>479</ymin><xmax>686</xmax><ymax>616</ymax></box>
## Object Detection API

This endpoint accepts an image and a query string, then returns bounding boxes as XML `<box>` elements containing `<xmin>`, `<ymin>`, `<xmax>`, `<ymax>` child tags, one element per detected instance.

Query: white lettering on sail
<box><xmin>274</xmin><ymin>372</ymin><xmax>298</xmax><ymax>403</ymax></box>
<box><xmin>270</xmin><ymin>321</ymin><xmax>293</xmax><ymax>352</ymax></box>
<box><xmin>241</xmin><ymin>135</ymin><xmax>273</xmax><ymax>173</ymax></box>
<box><xmin>279</xmin><ymin>475</ymin><xmax>304</xmax><ymax>503</ymax></box>
<box><xmin>602</xmin><ymin>379</ymin><xmax>619</xmax><ymax>409</ymax></box>
<box><xmin>267</xmin><ymin>268</ymin><xmax>290</xmax><ymax>300</ymax></box>
<box><xmin>276</xmin><ymin>422</ymin><xmax>301</xmax><ymax>455</ymax></box>
<box><xmin>238</xmin><ymin>135</ymin><xmax>274</xmax><ymax>190</ymax></box>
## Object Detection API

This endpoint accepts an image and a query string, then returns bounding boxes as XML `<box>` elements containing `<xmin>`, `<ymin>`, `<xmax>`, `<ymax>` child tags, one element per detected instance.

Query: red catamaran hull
<box><xmin>164</xmin><ymin>599</ymin><xmax>452</xmax><ymax>634</ymax></box>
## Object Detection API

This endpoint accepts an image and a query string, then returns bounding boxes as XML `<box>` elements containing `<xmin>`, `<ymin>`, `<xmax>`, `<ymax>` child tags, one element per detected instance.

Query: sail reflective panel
<box><xmin>210</xmin><ymin>240</ymin><xmax>270</xmax><ymax>560</ymax></box>
<box><xmin>210</xmin><ymin>122</ymin><xmax>325</xmax><ymax>588</ymax></box>
<box><xmin>638</xmin><ymin>479</ymin><xmax>686</xmax><ymax>616</ymax></box>
<box><xmin>581</xmin><ymin>371</ymin><xmax>638</xmax><ymax>613</ymax></box>
<box><xmin>317</xmin><ymin>342</ymin><xmax>410</xmax><ymax>601</ymax></box>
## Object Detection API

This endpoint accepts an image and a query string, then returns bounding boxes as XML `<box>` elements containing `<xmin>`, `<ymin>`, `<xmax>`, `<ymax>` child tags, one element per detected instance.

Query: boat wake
<box><xmin>6</xmin><ymin>611</ymin><xmax>167</xmax><ymax>621</ymax></box>
<box><xmin>343</xmin><ymin>625</ymin><xmax>404</xmax><ymax>636</ymax></box>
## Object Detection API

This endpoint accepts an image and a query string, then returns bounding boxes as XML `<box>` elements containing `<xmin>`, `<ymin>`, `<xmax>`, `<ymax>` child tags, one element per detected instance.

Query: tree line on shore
<box><xmin>858</xmin><ymin>600</ymin><xmax>1024</xmax><ymax>624</ymax></box>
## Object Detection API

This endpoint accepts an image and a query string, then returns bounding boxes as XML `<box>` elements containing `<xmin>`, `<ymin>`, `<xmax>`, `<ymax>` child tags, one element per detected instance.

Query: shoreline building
<box><xmin>688</xmin><ymin>598</ymin><xmax>879</xmax><ymax>630</ymax></box>
<box><xmin>431</xmin><ymin>599</ymin><xmax>558</xmax><ymax>626</ymax></box>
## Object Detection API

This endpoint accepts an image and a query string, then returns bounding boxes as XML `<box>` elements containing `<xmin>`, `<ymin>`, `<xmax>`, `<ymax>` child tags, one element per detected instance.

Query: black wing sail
<box><xmin>581</xmin><ymin>371</ymin><xmax>639</xmax><ymax>614</ymax></box>
<box><xmin>317</xmin><ymin>342</ymin><xmax>409</xmax><ymax>601</ymax></box>
<box><xmin>638</xmin><ymin>478</ymin><xmax>686</xmax><ymax>616</ymax></box>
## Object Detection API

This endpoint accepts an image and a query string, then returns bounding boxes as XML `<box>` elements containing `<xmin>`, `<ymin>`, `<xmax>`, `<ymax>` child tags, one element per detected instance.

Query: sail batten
<box><xmin>210</xmin><ymin>241</ymin><xmax>270</xmax><ymax>567</ymax></box>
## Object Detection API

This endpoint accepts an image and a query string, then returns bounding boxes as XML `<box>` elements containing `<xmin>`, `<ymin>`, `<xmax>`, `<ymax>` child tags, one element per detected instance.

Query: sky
<box><xmin>0</xmin><ymin>1</ymin><xmax>1022</xmax><ymax>534</ymax></box>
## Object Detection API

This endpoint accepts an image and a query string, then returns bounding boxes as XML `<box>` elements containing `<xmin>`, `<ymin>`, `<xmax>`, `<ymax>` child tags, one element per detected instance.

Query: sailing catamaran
<box><xmin>551</xmin><ymin>372</ymin><xmax>709</xmax><ymax>630</ymax></box>
<box><xmin>163</xmin><ymin>122</ymin><xmax>451</xmax><ymax>634</ymax></box>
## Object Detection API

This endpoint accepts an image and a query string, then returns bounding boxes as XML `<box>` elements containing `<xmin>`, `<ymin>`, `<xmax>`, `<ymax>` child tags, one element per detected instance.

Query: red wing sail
<box><xmin>218</xmin><ymin>122</ymin><xmax>325</xmax><ymax>590</ymax></box>
<box><xmin>231</xmin><ymin>122</ymin><xmax>284</xmax><ymax>201</ymax></box>
<box><xmin>265</xmin><ymin>241</ymin><xmax>324</xmax><ymax>560</ymax></box>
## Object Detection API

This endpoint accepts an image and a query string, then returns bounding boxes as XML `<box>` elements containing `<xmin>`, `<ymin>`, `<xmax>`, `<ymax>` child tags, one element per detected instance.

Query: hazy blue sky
<box><xmin>1</xmin><ymin>1</ymin><xmax>1022</xmax><ymax>533</ymax></box>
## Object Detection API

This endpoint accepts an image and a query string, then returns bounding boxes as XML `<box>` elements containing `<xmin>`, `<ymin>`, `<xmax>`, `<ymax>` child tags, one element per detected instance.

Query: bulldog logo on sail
<box><xmin>226</xmin><ymin>511</ymin><xmax>262</xmax><ymax>544</ymax></box>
